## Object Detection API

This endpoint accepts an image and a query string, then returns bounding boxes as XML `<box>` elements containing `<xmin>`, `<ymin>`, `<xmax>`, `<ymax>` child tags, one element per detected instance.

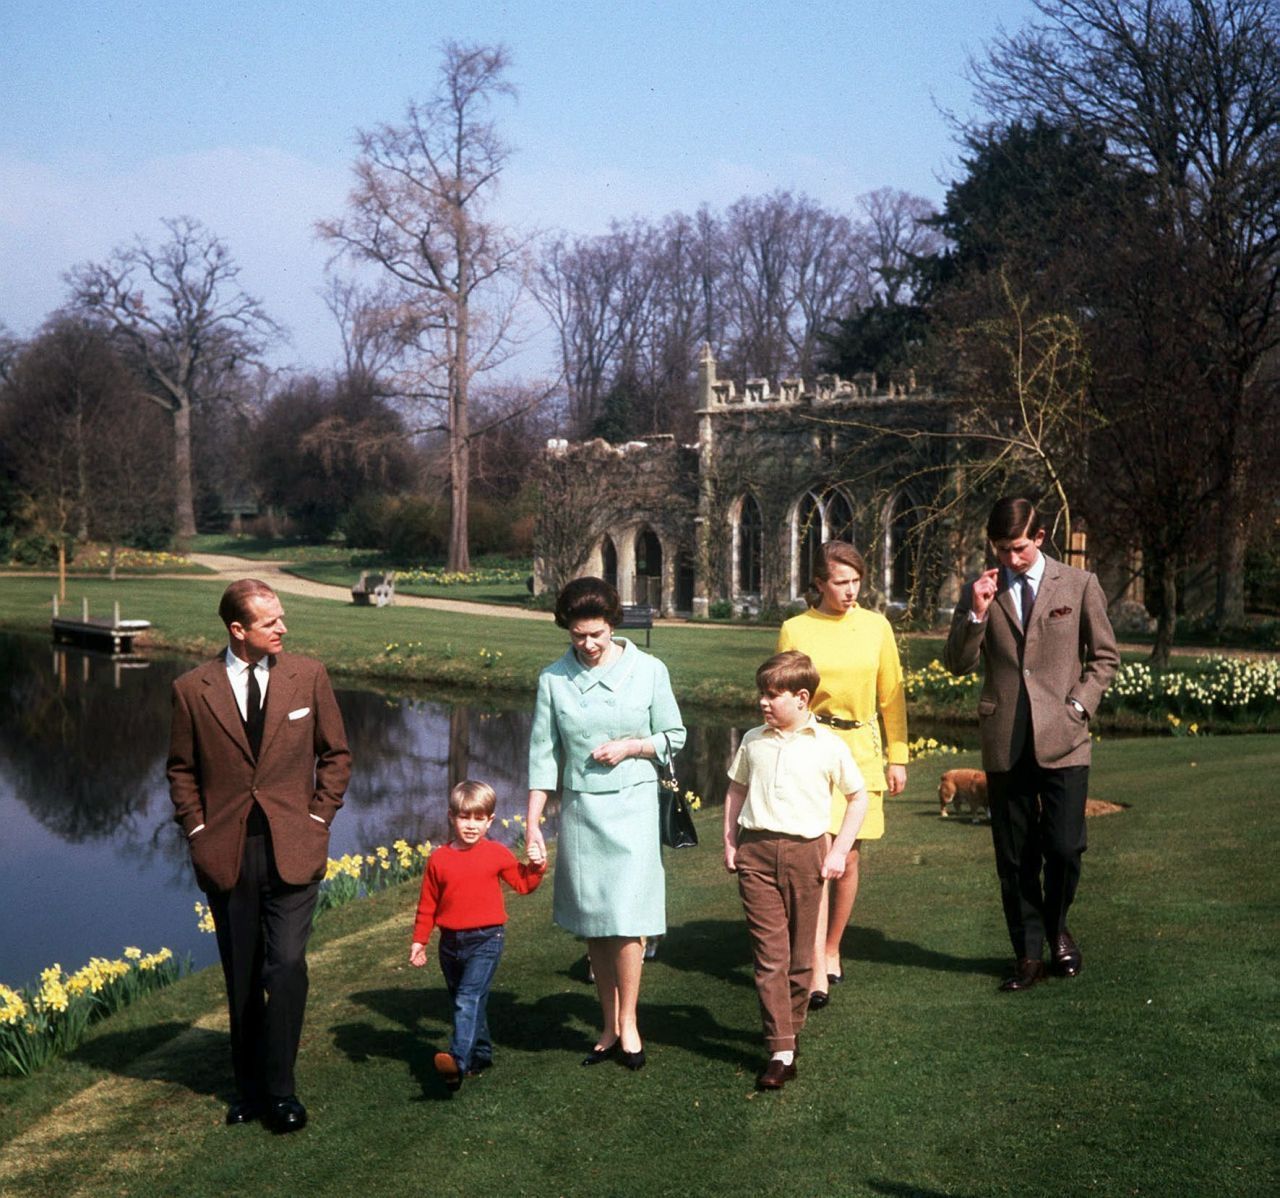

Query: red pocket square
<box><xmin>1048</xmin><ymin>606</ymin><xmax>1073</xmax><ymax>618</ymax></box>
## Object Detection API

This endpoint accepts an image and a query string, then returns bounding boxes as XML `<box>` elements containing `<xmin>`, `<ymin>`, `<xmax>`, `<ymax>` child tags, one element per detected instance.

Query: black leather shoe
<box><xmin>999</xmin><ymin>958</ymin><xmax>1047</xmax><ymax>992</ymax></box>
<box><xmin>225</xmin><ymin>1099</ymin><xmax>261</xmax><ymax>1126</ymax></box>
<box><xmin>808</xmin><ymin>990</ymin><xmax>830</xmax><ymax>1010</ymax></box>
<box><xmin>618</xmin><ymin>1047</ymin><xmax>646</xmax><ymax>1071</ymax></box>
<box><xmin>581</xmin><ymin>1042</ymin><xmax>618</xmax><ymax>1066</ymax></box>
<box><xmin>1051</xmin><ymin>931</ymin><xmax>1083</xmax><ymax>977</ymax></box>
<box><xmin>267</xmin><ymin>1095</ymin><xmax>307</xmax><ymax>1133</ymax></box>
<box><xmin>828</xmin><ymin>971</ymin><xmax>844</xmax><ymax>986</ymax></box>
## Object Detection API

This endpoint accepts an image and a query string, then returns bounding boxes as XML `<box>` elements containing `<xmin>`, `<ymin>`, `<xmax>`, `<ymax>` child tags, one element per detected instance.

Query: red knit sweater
<box><xmin>411</xmin><ymin>838</ymin><xmax>546</xmax><ymax>943</ymax></box>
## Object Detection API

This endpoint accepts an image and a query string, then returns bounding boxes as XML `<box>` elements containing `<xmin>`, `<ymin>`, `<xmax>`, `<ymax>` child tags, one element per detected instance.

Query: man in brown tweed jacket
<box><xmin>168</xmin><ymin>580</ymin><xmax>350</xmax><ymax>1130</ymax></box>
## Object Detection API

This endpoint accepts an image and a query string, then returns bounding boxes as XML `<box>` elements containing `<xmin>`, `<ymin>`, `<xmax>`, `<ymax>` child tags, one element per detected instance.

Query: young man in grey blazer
<box><xmin>945</xmin><ymin>498</ymin><xmax>1118</xmax><ymax>992</ymax></box>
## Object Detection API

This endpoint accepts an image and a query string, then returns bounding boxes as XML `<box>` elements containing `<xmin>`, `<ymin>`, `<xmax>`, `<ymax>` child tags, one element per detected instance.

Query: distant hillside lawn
<box><xmin>1</xmin><ymin>735</ymin><xmax>1276</xmax><ymax>1197</ymax></box>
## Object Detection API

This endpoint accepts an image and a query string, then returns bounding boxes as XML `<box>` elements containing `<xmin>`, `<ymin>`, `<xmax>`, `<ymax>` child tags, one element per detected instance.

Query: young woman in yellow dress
<box><xmin>776</xmin><ymin>541</ymin><xmax>908</xmax><ymax>1008</ymax></box>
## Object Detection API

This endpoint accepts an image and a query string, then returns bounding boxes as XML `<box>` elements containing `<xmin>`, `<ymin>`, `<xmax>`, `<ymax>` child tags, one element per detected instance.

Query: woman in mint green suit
<box><xmin>526</xmin><ymin>577</ymin><xmax>685</xmax><ymax>1070</ymax></box>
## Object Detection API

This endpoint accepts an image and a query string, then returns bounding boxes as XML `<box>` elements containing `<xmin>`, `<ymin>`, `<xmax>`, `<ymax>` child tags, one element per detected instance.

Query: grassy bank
<box><xmin>1</xmin><ymin>734</ymin><xmax>1276</xmax><ymax>1196</ymax></box>
<box><xmin>0</xmin><ymin>576</ymin><xmax>780</xmax><ymax>712</ymax></box>
<box><xmin>0</xmin><ymin>575</ymin><xmax>1271</xmax><ymax>731</ymax></box>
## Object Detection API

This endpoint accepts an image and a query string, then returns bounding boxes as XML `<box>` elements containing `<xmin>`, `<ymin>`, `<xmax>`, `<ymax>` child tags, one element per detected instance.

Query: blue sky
<box><xmin>1</xmin><ymin>0</ymin><xmax>1040</xmax><ymax>375</ymax></box>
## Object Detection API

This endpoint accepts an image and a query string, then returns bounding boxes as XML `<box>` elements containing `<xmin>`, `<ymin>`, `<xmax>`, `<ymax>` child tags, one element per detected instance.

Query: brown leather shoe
<box><xmin>1051</xmin><ymin>931</ymin><xmax>1082</xmax><ymax>977</ymax></box>
<box><xmin>999</xmin><ymin>958</ymin><xmax>1047</xmax><ymax>992</ymax></box>
<box><xmin>756</xmin><ymin>1058</ymin><xmax>798</xmax><ymax>1090</ymax></box>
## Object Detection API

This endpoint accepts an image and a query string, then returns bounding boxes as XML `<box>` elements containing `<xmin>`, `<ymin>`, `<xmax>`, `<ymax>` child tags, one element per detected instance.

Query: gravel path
<box><xmin>183</xmin><ymin>554</ymin><xmax>555</xmax><ymax>621</ymax></box>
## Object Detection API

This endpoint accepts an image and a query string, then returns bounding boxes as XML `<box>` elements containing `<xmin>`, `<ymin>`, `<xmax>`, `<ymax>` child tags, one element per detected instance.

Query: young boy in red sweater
<box><xmin>409</xmin><ymin>780</ymin><xmax>546</xmax><ymax>1090</ymax></box>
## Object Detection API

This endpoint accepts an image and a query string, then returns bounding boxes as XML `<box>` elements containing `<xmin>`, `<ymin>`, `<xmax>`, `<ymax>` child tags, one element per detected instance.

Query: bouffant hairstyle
<box><xmin>986</xmin><ymin>497</ymin><xmax>1044</xmax><ymax>543</ymax></box>
<box><xmin>755</xmin><ymin>650</ymin><xmax>821</xmax><ymax>697</ymax></box>
<box><xmin>449</xmin><ymin>779</ymin><xmax>497</xmax><ymax>818</ymax></box>
<box><xmin>554</xmin><ymin>576</ymin><xmax>623</xmax><ymax>629</ymax></box>
<box><xmin>218</xmin><ymin>579</ymin><xmax>278</xmax><ymax>630</ymax></box>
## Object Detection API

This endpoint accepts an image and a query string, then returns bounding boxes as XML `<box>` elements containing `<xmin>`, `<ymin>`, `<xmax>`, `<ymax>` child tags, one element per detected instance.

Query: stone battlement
<box><xmin>697</xmin><ymin>343</ymin><xmax>925</xmax><ymax>411</ymax></box>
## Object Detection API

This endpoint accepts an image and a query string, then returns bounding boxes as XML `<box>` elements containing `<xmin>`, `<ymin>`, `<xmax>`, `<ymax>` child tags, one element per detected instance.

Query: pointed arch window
<box><xmin>737</xmin><ymin>495</ymin><xmax>763</xmax><ymax>594</ymax></box>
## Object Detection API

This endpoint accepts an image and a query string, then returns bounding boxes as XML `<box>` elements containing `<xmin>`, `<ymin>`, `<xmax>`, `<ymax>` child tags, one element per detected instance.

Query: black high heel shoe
<box><xmin>618</xmin><ymin>1047</ymin><xmax>646</xmax><ymax>1071</ymax></box>
<box><xmin>581</xmin><ymin>1042</ymin><xmax>618</xmax><ymax>1066</ymax></box>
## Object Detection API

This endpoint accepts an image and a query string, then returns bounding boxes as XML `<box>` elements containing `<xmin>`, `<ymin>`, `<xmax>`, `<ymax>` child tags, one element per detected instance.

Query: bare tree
<box><xmin>321</xmin><ymin>275</ymin><xmax>406</xmax><ymax>392</ymax></box>
<box><xmin>67</xmin><ymin>216</ymin><xmax>281</xmax><ymax>541</ymax></box>
<box><xmin>319</xmin><ymin>41</ymin><xmax>530</xmax><ymax>571</ymax></box>
<box><xmin>970</xmin><ymin>0</ymin><xmax>1280</xmax><ymax>625</ymax></box>
<box><xmin>858</xmin><ymin>187</ymin><xmax>945</xmax><ymax>304</ymax></box>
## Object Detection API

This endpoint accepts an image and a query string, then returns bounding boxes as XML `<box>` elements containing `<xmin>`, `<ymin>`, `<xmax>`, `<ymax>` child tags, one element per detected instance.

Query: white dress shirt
<box><xmin>225</xmin><ymin>646</ymin><xmax>270</xmax><ymax>719</ymax></box>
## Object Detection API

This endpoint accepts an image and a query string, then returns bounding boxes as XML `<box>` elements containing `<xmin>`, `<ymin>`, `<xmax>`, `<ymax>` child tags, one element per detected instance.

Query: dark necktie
<box><xmin>246</xmin><ymin>662</ymin><xmax>265</xmax><ymax>759</ymax></box>
<box><xmin>1019</xmin><ymin>574</ymin><xmax>1035</xmax><ymax>630</ymax></box>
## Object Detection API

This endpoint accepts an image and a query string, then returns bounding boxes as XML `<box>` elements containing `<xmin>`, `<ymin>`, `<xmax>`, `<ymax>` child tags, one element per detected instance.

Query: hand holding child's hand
<box><xmin>409</xmin><ymin>942</ymin><xmax>428</xmax><ymax>968</ymax></box>
<box><xmin>526</xmin><ymin>829</ymin><xmax>546</xmax><ymax>866</ymax></box>
<box><xmin>820</xmin><ymin>849</ymin><xmax>847</xmax><ymax>880</ymax></box>
<box><xmin>591</xmin><ymin>738</ymin><xmax>637</xmax><ymax>766</ymax></box>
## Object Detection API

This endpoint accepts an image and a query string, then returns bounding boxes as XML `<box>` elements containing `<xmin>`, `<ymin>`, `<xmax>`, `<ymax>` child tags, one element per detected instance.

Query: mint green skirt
<box><xmin>552</xmin><ymin>779</ymin><xmax>666</xmax><ymax>938</ymax></box>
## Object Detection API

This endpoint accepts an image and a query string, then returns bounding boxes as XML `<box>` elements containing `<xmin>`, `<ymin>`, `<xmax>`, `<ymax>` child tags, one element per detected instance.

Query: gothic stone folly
<box><xmin>533</xmin><ymin>345</ymin><xmax>967</xmax><ymax>619</ymax></box>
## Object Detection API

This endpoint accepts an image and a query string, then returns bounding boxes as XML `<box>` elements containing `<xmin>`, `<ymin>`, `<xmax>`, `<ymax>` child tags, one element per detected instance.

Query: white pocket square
<box><xmin>288</xmin><ymin>707</ymin><xmax>311</xmax><ymax>720</ymax></box>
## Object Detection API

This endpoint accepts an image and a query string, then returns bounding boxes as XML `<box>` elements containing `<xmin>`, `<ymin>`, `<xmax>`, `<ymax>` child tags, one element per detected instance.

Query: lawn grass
<box><xmin>0</xmin><ymin>574</ymin><xmax>1219</xmax><ymax>723</ymax></box>
<box><xmin>1</xmin><ymin>734</ymin><xmax>1276</xmax><ymax>1196</ymax></box>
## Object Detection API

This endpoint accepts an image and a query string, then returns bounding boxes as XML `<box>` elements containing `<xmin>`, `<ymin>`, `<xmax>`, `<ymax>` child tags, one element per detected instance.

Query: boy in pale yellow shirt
<box><xmin>724</xmin><ymin>651</ymin><xmax>868</xmax><ymax>1091</ymax></box>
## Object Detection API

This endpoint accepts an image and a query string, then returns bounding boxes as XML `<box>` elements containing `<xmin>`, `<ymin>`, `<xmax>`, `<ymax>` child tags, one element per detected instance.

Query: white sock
<box><xmin>771</xmin><ymin>1050</ymin><xmax>794</xmax><ymax>1066</ymax></box>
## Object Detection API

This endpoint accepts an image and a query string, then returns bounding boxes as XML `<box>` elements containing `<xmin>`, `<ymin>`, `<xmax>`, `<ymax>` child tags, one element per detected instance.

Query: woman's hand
<box><xmin>886</xmin><ymin>764</ymin><xmax>907</xmax><ymax>795</ymax></box>
<box><xmin>526</xmin><ymin>789</ymin><xmax>549</xmax><ymax>864</ymax></box>
<box><xmin>591</xmin><ymin>737</ymin><xmax>641</xmax><ymax>766</ymax></box>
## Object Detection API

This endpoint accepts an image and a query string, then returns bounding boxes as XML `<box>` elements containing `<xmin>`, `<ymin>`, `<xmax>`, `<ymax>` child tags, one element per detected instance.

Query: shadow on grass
<box><xmin>336</xmin><ymin>978</ymin><xmax>761</xmax><ymax>1097</ymax></box>
<box><xmin>647</xmin><ymin>919</ymin><xmax>756</xmax><ymax>988</ymax></box>
<box><xmin>867</xmin><ymin>1182</ymin><xmax>980</xmax><ymax>1197</ymax></box>
<box><xmin>657</xmin><ymin>916</ymin><xmax>1005</xmax><ymax>983</ymax></box>
<box><xmin>844</xmin><ymin>925</ymin><xmax>1007</xmax><ymax>979</ymax></box>
<box><xmin>69</xmin><ymin>1022</ymin><xmax>234</xmax><ymax>1101</ymax></box>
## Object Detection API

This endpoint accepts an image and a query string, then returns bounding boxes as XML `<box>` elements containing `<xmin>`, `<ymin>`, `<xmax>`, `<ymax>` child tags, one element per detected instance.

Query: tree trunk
<box><xmin>447</xmin><ymin>303</ymin><xmax>471</xmax><ymax>573</ymax></box>
<box><xmin>1213</xmin><ymin>445</ymin><xmax>1249</xmax><ymax>627</ymax></box>
<box><xmin>1150</xmin><ymin>563</ymin><xmax>1177</xmax><ymax>670</ymax></box>
<box><xmin>171</xmin><ymin>397</ymin><xmax>197</xmax><ymax>543</ymax></box>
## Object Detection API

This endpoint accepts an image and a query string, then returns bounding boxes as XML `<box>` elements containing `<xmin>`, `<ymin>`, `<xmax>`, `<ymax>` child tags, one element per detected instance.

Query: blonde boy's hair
<box><xmin>449</xmin><ymin>779</ymin><xmax>497</xmax><ymax>817</ymax></box>
<box><xmin>755</xmin><ymin>650</ymin><xmax>820</xmax><ymax>697</ymax></box>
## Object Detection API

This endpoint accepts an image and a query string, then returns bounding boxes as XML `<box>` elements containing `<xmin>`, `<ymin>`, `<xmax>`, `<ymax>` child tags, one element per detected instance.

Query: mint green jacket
<box><xmin>528</xmin><ymin>638</ymin><xmax>685</xmax><ymax>793</ymax></box>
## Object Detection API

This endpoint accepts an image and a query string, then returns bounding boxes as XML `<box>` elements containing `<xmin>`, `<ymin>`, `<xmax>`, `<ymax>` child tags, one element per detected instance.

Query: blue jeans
<box><xmin>438</xmin><ymin>925</ymin><xmax>504</xmax><ymax>1071</ymax></box>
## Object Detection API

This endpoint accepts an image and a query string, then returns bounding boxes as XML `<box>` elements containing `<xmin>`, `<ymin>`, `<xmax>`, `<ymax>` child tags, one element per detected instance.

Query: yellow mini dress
<box><xmin>777</xmin><ymin>605</ymin><xmax>908</xmax><ymax>839</ymax></box>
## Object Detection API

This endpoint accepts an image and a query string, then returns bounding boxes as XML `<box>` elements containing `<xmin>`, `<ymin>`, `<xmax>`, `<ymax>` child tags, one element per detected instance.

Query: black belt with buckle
<box><xmin>815</xmin><ymin>714</ymin><xmax>867</xmax><ymax>731</ymax></box>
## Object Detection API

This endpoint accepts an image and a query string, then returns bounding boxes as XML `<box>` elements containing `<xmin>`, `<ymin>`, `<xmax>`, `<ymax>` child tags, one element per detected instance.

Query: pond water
<box><xmin>0</xmin><ymin>632</ymin><xmax>743</xmax><ymax>988</ymax></box>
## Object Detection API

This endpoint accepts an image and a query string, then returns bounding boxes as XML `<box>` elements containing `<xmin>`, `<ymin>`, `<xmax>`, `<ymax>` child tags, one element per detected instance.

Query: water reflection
<box><xmin>0</xmin><ymin>633</ymin><xmax>742</xmax><ymax>988</ymax></box>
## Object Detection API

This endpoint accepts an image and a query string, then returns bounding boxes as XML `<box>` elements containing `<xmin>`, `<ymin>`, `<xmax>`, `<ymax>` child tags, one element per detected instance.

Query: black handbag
<box><xmin>657</xmin><ymin>733</ymin><xmax>698</xmax><ymax>849</ymax></box>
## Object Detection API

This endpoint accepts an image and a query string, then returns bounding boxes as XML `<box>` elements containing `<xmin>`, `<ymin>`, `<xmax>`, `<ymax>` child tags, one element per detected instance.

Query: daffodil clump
<box><xmin>904</xmin><ymin>660</ymin><xmax>982</xmax><ymax>703</ymax></box>
<box><xmin>314</xmin><ymin>839</ymin><xmax>432</xmax><ymax>915</ymax></box>
<box><xmin>1</xmin><ymin>947</ymin><xmax>187</xmax><ymax>1077</ymax></box>
<box><xmin>907</xmin><ymin>736</ymin><xmax>962</xmax><ymax>761</ymax></box>
<box><xmin>89</xmin><ymin>548</ymin><xmax>193</xmax><ymax>570</ymax></box>
<box><xmin>394</xmin><ymin>566</ymin><xmax>526</xmax><ymax>587</ymax></box>
<box><xmin>909</xmin><ymin>654</ymin><xmax>1278</xmax><ymax>730</ymax></box>
<box><xmin>1109</xmin><ymin>656</ymin><xmax>1280</xmax><ymax>723</ymax></box>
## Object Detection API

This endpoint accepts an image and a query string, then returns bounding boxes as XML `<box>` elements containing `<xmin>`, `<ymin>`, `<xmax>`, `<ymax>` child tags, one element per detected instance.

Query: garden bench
<box><xmin>352</xmin><ymin>571</ymin><xmax>396</xmax><ymax>607</ymax></box>
<box><xmin>619</xmin><ymin>603</ymin><xmax>654</xmax><ymax>647</ymax></box>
